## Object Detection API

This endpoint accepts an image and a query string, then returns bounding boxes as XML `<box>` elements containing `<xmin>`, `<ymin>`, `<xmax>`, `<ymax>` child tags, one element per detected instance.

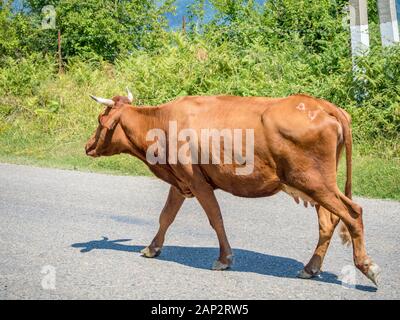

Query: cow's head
<box><xmin>85</xmin><ymin>88</ymin><xmax>133</xmax><ymax>157</ymax></box>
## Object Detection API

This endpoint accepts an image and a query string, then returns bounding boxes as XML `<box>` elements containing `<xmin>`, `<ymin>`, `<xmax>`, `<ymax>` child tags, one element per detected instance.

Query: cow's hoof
<box><xmin>140</xmin><ymin>246</ymin><xmax>161</xmax><ymax>258</ymax></box>
<box><xmin>212</xmin><ymin>255</ymin><xmax>233</xmax><ymax>271</ymax></box>
<box><xmin>366</xmin><ymin>263</ymin><xmax>381</xmax><ymax>286</ymax></box>
<box><xmin>297</xmin><ymin>268</ymin><xmax>320</xmax><ymax>279</ymax></box>
<box><xmin>212</xmin><ymin>260</ymin><xmax>230</xmax><ymax>271</ymax></box>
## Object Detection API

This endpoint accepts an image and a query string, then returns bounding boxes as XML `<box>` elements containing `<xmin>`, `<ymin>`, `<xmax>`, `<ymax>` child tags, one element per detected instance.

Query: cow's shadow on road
<box><xmin>71</xmin><ymin>237</ymin><xmax>376</xmax><ymax>292</ymax></box>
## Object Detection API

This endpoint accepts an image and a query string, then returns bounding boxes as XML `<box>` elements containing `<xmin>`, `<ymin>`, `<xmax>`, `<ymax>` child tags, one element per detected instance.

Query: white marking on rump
<box><xmin>307</xmin><ymin>110</ymin><xmax>319</xmax><ymax>121</ymax></box>
<box><xmin>282</xmin><ymin>185</ymin><xmax>317</xmax><ymax>207</ymax></box>
<box><xmin>296</xmin><ymin>103</ymin><xmax>306</xmax><ymax>111</ymax></box>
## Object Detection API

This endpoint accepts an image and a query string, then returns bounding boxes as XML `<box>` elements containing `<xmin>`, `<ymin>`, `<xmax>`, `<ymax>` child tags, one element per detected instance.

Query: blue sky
<box><xmin>397</xmin><ymin>0</ymin><xmax>400</xmax><ymax>20</ymax></box>
<box><xmin>166</xmin><ymin>0</ymin><xmax>266</xmax><ymax>28</ymax></box>
<box><xmin>165</xmin><ymin>0</ymin><xmax>215</xmax><ymax>29</ymax></box>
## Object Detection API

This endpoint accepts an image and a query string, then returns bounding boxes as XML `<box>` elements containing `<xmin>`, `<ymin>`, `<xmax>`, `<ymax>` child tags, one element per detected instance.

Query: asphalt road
<box><xmin>0</xmin><ymin>163</ymin><xmax>399</xmax><ymax>300</ymax></box>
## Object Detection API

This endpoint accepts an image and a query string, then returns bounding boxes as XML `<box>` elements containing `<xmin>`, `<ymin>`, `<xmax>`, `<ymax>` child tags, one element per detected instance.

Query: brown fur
<box><xmin>85</xmin><ymin>93</ymin><xmax>378</xmax><ymax>283</ymax></box>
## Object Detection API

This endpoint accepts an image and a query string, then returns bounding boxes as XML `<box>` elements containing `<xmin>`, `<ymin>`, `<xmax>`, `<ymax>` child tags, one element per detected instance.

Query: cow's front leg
<box><xmin>191</xmin><ymin>182</ymin><xmax>233</xmax><ymax>270</ymax></box>
<box><xmin>298</xmin><ymin>205</ymin><xmax>340</xmax><ymax>279</ymax></box>
<box><xmin>141</xmin><ymin>186</ymin><xmax>185</xmax><ymax>258</ymax></box>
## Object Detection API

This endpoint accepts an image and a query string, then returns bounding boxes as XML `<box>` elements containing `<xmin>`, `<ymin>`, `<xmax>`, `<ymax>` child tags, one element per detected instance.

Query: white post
<box><xmin>348</xmin><ymin>0</ymin><xmax>370</xmax><ymax>103</ymax></box>
<box><xmin>377</xmin><ymin>0</ymin><xmax>400</xmax><ymax>46</ymax></box>
<box><xmin>349</xmin><ymin>0</ymin><xmax>370</xmax><ymax>57</ymax></box>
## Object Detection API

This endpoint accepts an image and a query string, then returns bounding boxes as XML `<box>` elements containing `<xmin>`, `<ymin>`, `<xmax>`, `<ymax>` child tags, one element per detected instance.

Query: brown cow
<box><xmin>85</xmin><ymin>89</ymin><xmax>380</xmax><ymax>286</ymax></box>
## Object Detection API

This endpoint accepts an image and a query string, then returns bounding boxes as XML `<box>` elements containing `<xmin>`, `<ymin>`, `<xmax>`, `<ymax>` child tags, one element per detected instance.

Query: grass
<box><xmin>337</xmin><ymin>151</ymin><xmax>400</xmax><ymax>201</ymax></box>
<box><xmin>0</xmin><ymin>138</ymin><xmax>150</xmax><ymax>176</ymax></box>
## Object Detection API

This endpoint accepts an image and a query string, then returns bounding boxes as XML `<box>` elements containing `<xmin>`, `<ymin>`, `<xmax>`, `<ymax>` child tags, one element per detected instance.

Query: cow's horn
<box><xmin>126</xmin><ymin>87</ymin><xmax>133</xmax><ymax>103</ymax></box>
<box><xmin>89</xmin><ymin>95</ymin><xmax>115</xmax><ymax>107</ymax></box>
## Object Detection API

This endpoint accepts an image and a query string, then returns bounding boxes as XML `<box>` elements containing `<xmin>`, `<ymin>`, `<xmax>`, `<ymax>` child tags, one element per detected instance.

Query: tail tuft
<box><xmin>339</xmin><ymin>222</ymin><xmax>351</xmax><ymax>247</ymax></box>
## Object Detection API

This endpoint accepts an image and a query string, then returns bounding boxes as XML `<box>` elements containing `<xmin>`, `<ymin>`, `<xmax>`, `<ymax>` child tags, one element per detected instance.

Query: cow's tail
<box><xmin>322</xmin><ymin>103</ymin><xmax>355</xmax><ymax>247</ymax></box>
<box><xmin>336</xmin><ymin>107</ymin><xmax>353</xmax><ymax>246</ymax></box>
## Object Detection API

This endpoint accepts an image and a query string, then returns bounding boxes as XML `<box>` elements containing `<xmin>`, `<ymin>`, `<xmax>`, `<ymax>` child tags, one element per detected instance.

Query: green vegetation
<box><xmin>0</xmin><ymin>0</ymin><xmax>399</xmax><ymax>200</ymax></box>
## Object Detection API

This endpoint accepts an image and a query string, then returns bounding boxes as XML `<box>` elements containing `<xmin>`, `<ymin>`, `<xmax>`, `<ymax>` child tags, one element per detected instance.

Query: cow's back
<box><xmin>161</xmin><ymin>95</ymin><xmax>282</xmax><ymax>129</ymax></box>
<box><xmin>156</xmin><ymin>95</ymin><xmax>343</xmax><ymax>198</ymax></box>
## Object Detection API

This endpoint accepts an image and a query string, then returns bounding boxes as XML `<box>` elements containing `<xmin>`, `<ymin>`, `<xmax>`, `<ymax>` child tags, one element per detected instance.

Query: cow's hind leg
<box><xmin>309</xmin><ymin>187</ymin><xmax>380</xmax><ymax>285</ymax></box>
<box><xmin>141</xmin><ymin>186</ymin><xmax>185</xmax><ymax>258</ymax></box>
<box><xmin>298</xmin><ymin>205</ymin><xmax>340</xmax><ymax>279</ymax></box>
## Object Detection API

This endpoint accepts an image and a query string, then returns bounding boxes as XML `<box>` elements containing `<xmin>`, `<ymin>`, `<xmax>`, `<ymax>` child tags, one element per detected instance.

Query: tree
<box><xmin>1</xmin><ymin>0</ymin><xmax>175</xmax><ymax>62</ymax></box>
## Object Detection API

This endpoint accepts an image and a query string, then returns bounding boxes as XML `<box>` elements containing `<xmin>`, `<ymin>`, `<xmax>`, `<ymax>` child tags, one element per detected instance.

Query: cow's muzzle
<box><xmin>85</xmin><ymin>143</ymin><xmax>98</xmax><ymax>157</ymax></box>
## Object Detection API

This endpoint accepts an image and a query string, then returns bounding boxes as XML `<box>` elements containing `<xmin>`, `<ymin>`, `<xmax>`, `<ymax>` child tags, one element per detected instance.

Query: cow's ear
<box><xmin>103</xmin><ymin>109</ymin><xmax>122</xmax><ymax>130</ymax></box>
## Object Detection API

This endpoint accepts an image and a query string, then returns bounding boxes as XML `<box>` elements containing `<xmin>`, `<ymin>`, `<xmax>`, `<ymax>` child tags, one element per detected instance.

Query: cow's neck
<box><xmin>120</xmin><ymin>106</ymin><xmax>166</xmax><ymax>160</ymax></box>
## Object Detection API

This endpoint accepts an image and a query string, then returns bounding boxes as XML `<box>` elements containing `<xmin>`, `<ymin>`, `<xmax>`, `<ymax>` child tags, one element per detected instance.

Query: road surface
<box><xmin>0</xmin><ymin>163</ymin><xmax>399</xmax><ymax>299</ymax></box>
